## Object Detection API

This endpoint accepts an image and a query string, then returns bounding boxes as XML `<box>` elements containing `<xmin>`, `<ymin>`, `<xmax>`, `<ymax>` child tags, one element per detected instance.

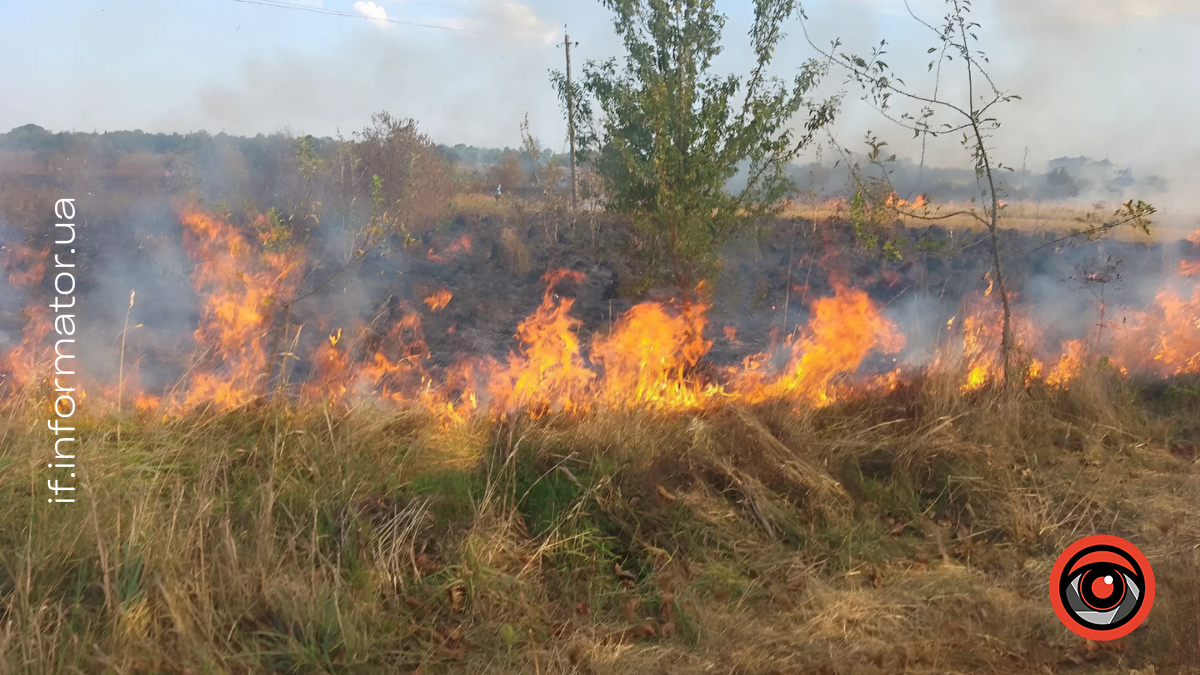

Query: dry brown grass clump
<box><xmin>1</xmin><ymin>371</ymin><xmax>1198</xmax><ymax>674</ymax></box>
<box><xmin>498</xmin><ymin>228</ymin><xmax>533</xmax><ymax>278</ymax></box>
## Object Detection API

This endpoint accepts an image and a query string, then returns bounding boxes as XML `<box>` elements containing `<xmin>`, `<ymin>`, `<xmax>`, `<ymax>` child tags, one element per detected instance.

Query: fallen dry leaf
<box><xmin>614</xmin><ymin>563</ymin><xmax>636</xmax><ymax>583</ymax></box>
<box><xmin>631</xmin><ymin>624</ymin><xmax>656</xmax><ymax>638</ymax></box>
<box><xmin>413</xmin><ymin>553</ymin><xmax>437</xmax><ymax>575</ymax></box>
<box><xmin>655</xmin><ymin>484</ymin><xmax>677</xmax><ymax>503</ymax></box>
<box><xmin>658</xmin><ymin>592</ymin><xmax>674</xmax><ymax>622</ymax></box>
<box><xmin>621</xmin><ymin>597</ymin><xmax>640</xmax><ymax>623</ymax></box>
<box><xmin>436</xmin><ymin>646</ymin><xmax>463</xmax><ymax>659</ymax></box>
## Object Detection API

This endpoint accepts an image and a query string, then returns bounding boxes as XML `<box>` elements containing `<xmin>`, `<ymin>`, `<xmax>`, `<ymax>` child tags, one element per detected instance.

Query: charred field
<box><xmin>4</xmin><ymin>0</ymin><xmax>1200</xmax><ymax>666</ymax></box>
<box><xmin>1</xmin><ymin>178</ymin><xmax>1200</xmax><ymax>675</ymax></box>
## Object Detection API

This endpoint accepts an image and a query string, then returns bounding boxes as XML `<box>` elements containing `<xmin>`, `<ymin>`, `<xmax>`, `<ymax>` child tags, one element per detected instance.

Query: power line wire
<box><xmin>230</xmin><ymin>0</ymin><xmax>480</xmax><ymax>34</ymax></box>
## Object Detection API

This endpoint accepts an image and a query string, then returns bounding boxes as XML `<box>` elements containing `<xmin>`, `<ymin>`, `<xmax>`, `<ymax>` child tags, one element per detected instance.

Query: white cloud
<box><xmin>1064</xmin><ymin>0</ymin><xmax>1198</xmax><ymax>21</ymax></box>
<box><xmin>441</xmin><ymin>0</ymin><xmax>558</xmax><ymax>44</ymax></box>
<box><xmin>856</xmin><ymin>0</ymin><xmax>1198</xmax><ymax>24</ymax></box>
<box><xmin>1002</xmin><ymin>0</ymin><xmax>1200</xmax><ymax>22</ymax></box>
<box><xmin>353</xmin><ymin>1</ymin><xmax>391</xmax><ymax>30</ymax></box>
<box><xmin>853</xmin><ymin>0</ymin><xmax>943</xmax><ymax>15</ymax></box>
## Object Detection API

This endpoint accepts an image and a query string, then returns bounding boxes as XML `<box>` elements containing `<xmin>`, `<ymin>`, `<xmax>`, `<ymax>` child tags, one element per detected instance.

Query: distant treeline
<box><xmin>0</xmin><ymin>123</ymin><xmax>1169</xmax><ymax>206</ymax></box>
<box><xmin>0</xmin><ymin>118</ymin><xmax>584</xmax><ymax>240</ymax></box>
<box><xmin>0</xmin><ymin>124</ymin><xmax>562</xmax><ymax>175</ymax></box>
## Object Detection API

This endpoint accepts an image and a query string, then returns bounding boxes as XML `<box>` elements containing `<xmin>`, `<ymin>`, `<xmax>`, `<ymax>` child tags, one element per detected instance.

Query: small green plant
<box><xmin>500</xmin><ymin>623</ymin><xmax>518</xmax><ymax>653</ymax></box>
<box><xmin>840</xmin><ymin>136</ymin><xmax>909</xmax><ymax>260</ymax></box>
<box><xmin>254</xmin><ymin>206</ymin><xmax>297</xmax><ymax>254</ymax></box>
<box><xmin>369</xmin><ymin>173</ymin><xmax>416</xmax><ymax>250</ymax></box>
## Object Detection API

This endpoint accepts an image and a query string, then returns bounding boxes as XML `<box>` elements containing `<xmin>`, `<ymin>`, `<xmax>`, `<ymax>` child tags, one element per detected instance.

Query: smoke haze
<box><xmin>2</xmin><ymin>0</ymin><xmax>1197</xmax><ymax>218</ymax></box>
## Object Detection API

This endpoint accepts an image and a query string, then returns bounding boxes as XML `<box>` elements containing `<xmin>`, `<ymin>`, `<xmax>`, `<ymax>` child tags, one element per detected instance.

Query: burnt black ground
<box><xmin>1</xmin><ymin>201</ymin><xmax>1196</xmax><ymax>395</ymax></box>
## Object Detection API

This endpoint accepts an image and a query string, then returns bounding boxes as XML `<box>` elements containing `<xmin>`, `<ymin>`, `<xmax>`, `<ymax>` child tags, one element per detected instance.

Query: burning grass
<box><xmin>1</xmin><ymin>204</ymin><xmax>1199</xmax><ymax>672</ymax></box>
<box><xmin>1</xmin><ymin>369</ymin><xmax>1198</xmax><ymax>673</ymax></box>
<box><xmin>3</xmin><ymin>205</ymin><xmax>1197</xmax><ymax>418</ymax></box>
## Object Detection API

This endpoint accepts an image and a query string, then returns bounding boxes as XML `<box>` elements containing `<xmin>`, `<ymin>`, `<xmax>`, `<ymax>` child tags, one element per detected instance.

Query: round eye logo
<box><xmin>1050</xmin><ymin>534</ymin><xmax>1154</xmax><ymax>640</ymax></box>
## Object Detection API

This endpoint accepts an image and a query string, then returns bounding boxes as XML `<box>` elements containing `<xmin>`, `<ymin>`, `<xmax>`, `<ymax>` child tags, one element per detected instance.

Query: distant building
<box><xmin>1048</xmin><ymin>156</ymin><xmax>1088</xmax><ymax>176</ymax></box>
<box><xmin>1080</xmin><ymin>159</ymin><xmax>1114</xmax><ymax>186</ymax></box>
<box><xmin>1047</xmin><ymin>156</ymin><xmax>1126</xmax><ymax>192</ymax></box>
<box><xmin>1110</xmin><ymin>168</ymin><xmax>1134</xmax><ymax>188</ymax></box>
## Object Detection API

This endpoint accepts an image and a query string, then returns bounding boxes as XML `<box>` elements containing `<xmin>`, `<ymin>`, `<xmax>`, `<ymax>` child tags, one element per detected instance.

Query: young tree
<box><xmin>801</xmin><ymin>0</ymin><xmax>1152</xmax><ymax>382</ymax></box>
<box><xmin>493</xmin><ymin>149</ymin><xmax>525</xmax><ymax>191</ymax></box>
<box><xmin>570</xmin><ymin>0</ymin><xmax>839</xmax><ymax>291</ymax></box>
<box><xmin>353</xmin><ymin>112</ymin><xmax>453</xmax><ymax>239</ymax></box>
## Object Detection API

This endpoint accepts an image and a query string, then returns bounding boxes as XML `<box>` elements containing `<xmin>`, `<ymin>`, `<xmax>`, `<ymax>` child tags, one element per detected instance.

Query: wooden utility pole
<box><xmin>1020</xmin><ymin>146</ymin><xmax>1028</xmax><ymax>192</ymax></box>
<box><xmin>563</xmin><ymin>29</ymin><xmax>579</xmax><ymax>211</ymax></box>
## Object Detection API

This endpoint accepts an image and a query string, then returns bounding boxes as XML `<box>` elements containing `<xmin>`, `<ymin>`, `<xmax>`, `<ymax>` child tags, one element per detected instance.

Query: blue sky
<box><xmin>2</xmin><ymin>0</ymin><xmax>1198</xmax><ymax>200</ymax></box>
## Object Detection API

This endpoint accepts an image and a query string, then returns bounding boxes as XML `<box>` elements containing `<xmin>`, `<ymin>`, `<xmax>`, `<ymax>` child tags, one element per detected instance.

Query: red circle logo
<box><xmin>1050</xmin><ymin>534</ymin><xmax>1154</xmax><ymax>640</ymax></box>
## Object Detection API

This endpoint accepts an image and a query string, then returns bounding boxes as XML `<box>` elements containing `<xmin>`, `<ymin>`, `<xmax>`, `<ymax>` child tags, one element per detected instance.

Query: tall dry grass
<box><xmin>0</xmin><ymin>363</ymin><xmax>1197</xmax><ymax>674</ymax></box>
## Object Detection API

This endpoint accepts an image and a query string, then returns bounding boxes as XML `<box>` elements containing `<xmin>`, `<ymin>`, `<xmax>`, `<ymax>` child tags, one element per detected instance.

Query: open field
<box><xmin>448</xmin><ymin>193</ymin><xmax>1198</xmax><ymax>245</ymax></box>
<box><xmin>780</xmin><ymin>199</ymin><xmax>1199</xmax><ymax>244</ymax></box>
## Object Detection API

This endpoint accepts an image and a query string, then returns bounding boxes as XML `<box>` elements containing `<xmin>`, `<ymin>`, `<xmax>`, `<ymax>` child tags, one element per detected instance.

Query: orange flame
<box><xmin>486</xmin><ymin>269</ymin><xmax>594</xmax><ymax>415</ymax></box>
<box><xmin>591</xmin><ymin>297</ymin><xmax>715</xmax><ymax>409</ymax></box>
<box><xmin>424</xmin><ymin>288</ymin><xmax>453</xmax><ymax>312</ymax></box>
<box><xmin>3</xmin><ymin>206</ymin><xmax>1195</xmax><ymax>420</ymax></box>
<box><xmin>426</xmin><ymin>235</ymin><xmax>473</xmax><ymax>263</ymax></box>
<box><xmin>734</xmin><ymin>282</ymin><xmax>905</xmax><ymax>405</ymax></box>
<box><xmin>1</xmin><ymin>245</ymin><xmax>52</xmax><ymax>390</ymax></box>
<box><xmin>1045</xmin><ymin>339</ymin><xmax>1086</xmax><ymax>389</ymax></box>
<box><xmin>885</xmin><ymin>193</ymin><xmax>927</xmax><ymax>209</ymax></box>
<box><xmin>174</xmin><ymin>204</ymin><xmax>303</xmax><ymax>411</ymax></box>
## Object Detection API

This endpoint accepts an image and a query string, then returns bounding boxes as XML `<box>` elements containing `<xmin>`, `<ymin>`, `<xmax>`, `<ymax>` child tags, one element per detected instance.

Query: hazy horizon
<box><xmin>3</xmin><ymin>0</ymin><xmax>1199</xmax><ymax>214</ymax></box>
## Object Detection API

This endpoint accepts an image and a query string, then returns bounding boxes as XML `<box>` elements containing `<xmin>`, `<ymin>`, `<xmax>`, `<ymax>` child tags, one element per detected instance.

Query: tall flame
<box><xmin>175</xmin><ymin>205</ymin><xmax>303</xmax><ymax>411</ymax></box>
<box><xmin>1</xmin><ymin>245</ymin><xmax>51</xmax><ymax>390</ymax></box>
<box><xmin>487</xmin><ymin>270</ymin><xmax>595</xmax><ymax>415</ymax></box>
<box><xmin>734</xmin><ymin>283</ymin><xmax>905</xmax><ymax>405</ymax></box>
<box><xmin>590</xmin><ymin>296</ymin><xmax>715</xmax><ymax>409</ymax></box>
<box><xmin>2</xmin><ymin>208</ymin><xmax>1196</xmax><ymax>418</ymax></box>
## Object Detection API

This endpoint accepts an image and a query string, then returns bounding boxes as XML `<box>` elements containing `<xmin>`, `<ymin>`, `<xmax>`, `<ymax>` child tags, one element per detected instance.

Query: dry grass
<box><xmin>449</xmin><ymin>193</ymin><xmax>540</xmax><ymax>220</ymax></box>
<box><xmin>446</xmin><ymin>193</ymin><xmax>1196</xmax><ymax>246</ymax></box>
<box><xmin>781</xmin><ymin>198</ymin><xmax>1197</xmax><ymax>243</ymax></box>
<box><xmin>1</xmin><ymin>368</ymin><xmax>1199</xmax><ymax>674</ymax></box>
